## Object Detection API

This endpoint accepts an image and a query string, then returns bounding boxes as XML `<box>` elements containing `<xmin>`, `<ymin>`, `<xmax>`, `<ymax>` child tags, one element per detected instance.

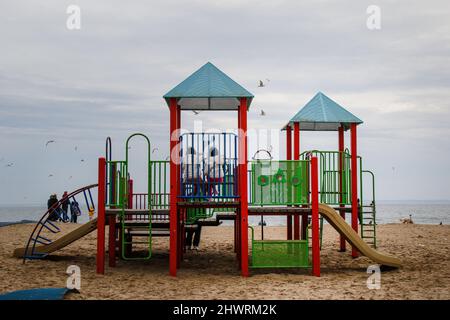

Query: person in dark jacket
<box><xmin>70</xmin><ymin>200</ymin><xmax>81</xmax><ymax>223</ymax></box>
<box><xmin>61</xmin><ymin>191</ymin><xmax>70</xmax><ymax>222</ymax></box>
<box><xmin>47</xmin><ymin>194</ymin><xmax>61</xmax><ymax>221</ymax></box>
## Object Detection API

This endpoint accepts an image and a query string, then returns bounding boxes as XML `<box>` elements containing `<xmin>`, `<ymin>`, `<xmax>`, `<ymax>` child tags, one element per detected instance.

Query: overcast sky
<box><xmin>0</xmin><ymin>0</ymin><xmax>449</xmax><ymax>204</ymax></box>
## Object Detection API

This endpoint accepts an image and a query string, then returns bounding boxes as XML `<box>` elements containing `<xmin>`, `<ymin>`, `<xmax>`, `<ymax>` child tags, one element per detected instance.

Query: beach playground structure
<box><xmin>15</xmin><ymin>62</ymin><xmax>401</xmax><ymax>277</ymax></box>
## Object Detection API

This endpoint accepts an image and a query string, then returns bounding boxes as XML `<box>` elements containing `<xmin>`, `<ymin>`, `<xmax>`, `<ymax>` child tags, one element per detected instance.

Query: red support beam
<box><xmin>96</xmin><ymin>157</ymin><xmax>106</xmax><ymax>274</ymax></box>
<box><xmin>169</xmin><ymin>98</ymin><xmax>179</xmax><ymax>276</ymax></box>
<box><xmin>286</xmin><ymin>125</ymin><xmax>292</xmax><ymax>240</ymax></box>
<box><xmin>311</xmin><ymin>156</ymin><xmax>320</xmax><ymax>277</ymax></box>
<box><xmin>350</xmin><ymin>123</ymin><xmax>359</xmax><ymax>258</ymax></box>
<box><xmin>238</xmin><ymin>98</ymin><xmax>249</xmax><ymax>277</ymax></box>
<box><xmin>293</xmin><ymin>122</ymin><xmax>300</xmax><ymax>240</ymax></box>
<box><xmin>176</xmin><ymin>106</ymin><xmax>182</xmax><ymax>267</ymax></box>
<box><xmin>338</xmin><ymin>126</ymin><xmax>346</xmax><ymax>252</ymax></box>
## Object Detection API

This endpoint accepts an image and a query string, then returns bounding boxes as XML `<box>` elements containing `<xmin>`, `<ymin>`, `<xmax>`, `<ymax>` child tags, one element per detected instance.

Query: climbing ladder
<box><xmin>359</xmin><ymin>169</ymin><xmax>377</xmax><ymax>248</ymax></box>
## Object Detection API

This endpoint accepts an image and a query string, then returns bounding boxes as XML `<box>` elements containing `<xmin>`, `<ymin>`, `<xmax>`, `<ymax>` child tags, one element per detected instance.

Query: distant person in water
<box><xmin>47</xmin><ymin>194</ymin><xmax>62</xmax><ymax>221</ymax></box>
<box><xmin>70</xmin><ymin>199</ymin><xmax>81</xmax><ymax>223</ymax></box>
<box><xmin>61</xmin><ymin>191</ymin><xmax>70</xmax><ymax>223</ymax></box>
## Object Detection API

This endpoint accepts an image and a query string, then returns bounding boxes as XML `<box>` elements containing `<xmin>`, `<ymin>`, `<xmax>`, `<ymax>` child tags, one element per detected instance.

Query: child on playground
<box><xmin>205</xmin><ymin>146</ymin><xmax>225</xmax><ymax>197</ymax></box>
<box><xmin>182</xmin><ymin>147</ymin><xmax>204</xmax><ymax>196</ymax></box>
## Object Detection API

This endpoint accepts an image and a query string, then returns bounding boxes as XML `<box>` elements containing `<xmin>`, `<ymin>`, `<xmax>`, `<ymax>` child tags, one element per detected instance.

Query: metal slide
<box><xmin>13</xmin><ymin>218</ymin><xmax>97</xmax><ymax>258</ymax></box>
<box><xmin>318</xmin><ymin>203</ymin><xmax>401</xmax><ymax>268</ymax></box>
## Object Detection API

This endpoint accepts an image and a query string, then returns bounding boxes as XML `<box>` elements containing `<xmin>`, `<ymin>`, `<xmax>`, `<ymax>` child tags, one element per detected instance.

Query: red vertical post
<box><xmin>293</xmin><ymin>122</ymin><xmax>300</xmax><ymax>240</ymax></box>
<box><xmin>311</xmin><ymin>156</ymin><xmax>320</xmax><ymax>277</ymax></box>
<box><xmin>238</xmin><ymin>98</ymin><xmax>249</xmax><ymax>277</ymax></box>
<box><xmin>350</xmin><ymin>123</ymin><xmax>359</xmax><ymax>258</ymax></box>
<box><xmin>96</xmin><ymin>157</ymin><xmax>106</xmax><ymax>274</ymax></box>
<box><xmin>176</xmin><ymin>107</ymin><xmax>183</xmax><ymax>266</ymax></box>
<box><xmin>286</xmin><ymin>125</ymin><xmax>293</xmax><ymax>240</ymax></box>
<box><xmin>338</xmin><ymin>126</ymin><xmax>346</xmax><ymax>252</ymax></box>
<box><xmin>169</xmin><ymin>98</ymin><xmax>179</xmax><ymax>276</ymax></box>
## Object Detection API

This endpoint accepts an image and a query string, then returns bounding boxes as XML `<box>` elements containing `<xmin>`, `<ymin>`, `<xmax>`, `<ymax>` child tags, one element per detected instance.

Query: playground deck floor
<box><xmin>0</xmin><ymin>222</ymin><xmax>449</xmax><ymax>300</ymax></box>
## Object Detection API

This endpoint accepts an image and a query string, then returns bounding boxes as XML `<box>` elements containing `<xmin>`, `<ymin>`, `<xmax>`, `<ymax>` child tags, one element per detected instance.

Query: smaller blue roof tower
<box><xmin>283</xmin><ymin>92</ymin><xmax>363</xmax><ymax>131</ymax></box>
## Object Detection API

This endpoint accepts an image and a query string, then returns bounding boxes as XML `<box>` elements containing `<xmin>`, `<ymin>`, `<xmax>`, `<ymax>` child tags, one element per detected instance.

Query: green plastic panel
<box><xmin>251</xmin><ymin>160</ymin><xmax>309</xmax><ymax>206</ymax></box>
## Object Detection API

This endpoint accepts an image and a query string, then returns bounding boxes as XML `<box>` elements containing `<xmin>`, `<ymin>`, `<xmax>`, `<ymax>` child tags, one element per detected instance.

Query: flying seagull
<box><xmin>45</xmin><ymin>140</ymin><xmax>55</xmax><ymax>147</ymax></box>
<box><xmin>48</xmin><ymin>174</ymin><xmax>53</xmax><ymax>177</ymax></box>
<box><xmin>74</xmin><ymin>146</ymin><xmax>78</xmax><ymax>151</ymax></box>
<box><xmin>80</xmin><ymin>159</ymin><xmax>85</xmax><ymax>162</ymax></box>
<box><xmin>192</xmin><ymin>110</ymin><xmax>200</xmax><ymax>115</ymax></box>
<box><xmin>152</xmin><ymin>147</ymin><xmax>158</xmax><ymax>154</ymax></box>
<box><xmin>260</xmin><ymin>110</ymin><xmax>266</xmax><ymax>116</ymax></box>
<box><xmin>69</xmin><ymin>176</ymin><xmax>73</xmax><ymax>179</ymax></box>
<box><xmin>258</xmin><ymin>80</ymin><xmax>265</xmax><ymax>87</ymax></box>
<box><xmin>5</xmin><ymin>163</ymin><xmax>13</xmax><ymax>167</ymax></box>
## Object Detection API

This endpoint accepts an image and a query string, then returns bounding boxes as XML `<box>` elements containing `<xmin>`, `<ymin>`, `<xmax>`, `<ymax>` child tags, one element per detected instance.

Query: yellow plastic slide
<box><xmin>318</xmin><ymin>204</ymin><xmax>402</xmax><ymax>268</ymax></box>
<box><xmin>13</xmin><ymin>218</ymin><xmax>98</xmax><ymax>258</ymax></box>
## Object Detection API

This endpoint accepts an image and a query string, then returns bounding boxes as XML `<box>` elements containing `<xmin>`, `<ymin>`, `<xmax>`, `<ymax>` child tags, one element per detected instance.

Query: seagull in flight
<box><xmin>80</xmin><ymin>159</ymin><xmax>85</xmax><ymax>162</ymax></box>
<box><xmin>48</xmin><ymin>174</ymin><xmax>53</xmax><ymax>177</ymax></box>
<box><xmin>5</xmin><ymin>163</ymin><xmax>13</xmax><ymax>167</ymax></box>
<box><xmin>192</xmin><ymin>110</ymin><xmax>200</xmax><ymax>115</ymax></box>
<box><xmin>45</xmin><ymin>140</ymin><xmax>55</xmax><ymax>147</ymax></box>
<box><xmin>152</xmin><ymin>147</ymin><xmax>158</xmax><ymax>154</ymax></box>
<box><xmin>258</xmin><ymin>80</ymin><xmax>265</xmax><ymax>87</ymax></box>
<box><xmin>69</xmin><ymin>176</ymin><xmax>73</xmax><ymax>179</ymax></box>
<box><xmin>74</xmin><ymin>146</ymin><xmax>78</xmax><ymax>151</ymax></box>
<box><xmin>260</xmin><ymin>110</ymin><xmax>266</xmax><ymax>116</ymax></box>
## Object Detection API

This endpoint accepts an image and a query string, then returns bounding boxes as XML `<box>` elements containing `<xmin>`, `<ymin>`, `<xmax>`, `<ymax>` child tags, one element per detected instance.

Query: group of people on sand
<box><xmin>47</xmin><ymin>191</ymin><xmax>81</xmax><ymax>223</ymax></box>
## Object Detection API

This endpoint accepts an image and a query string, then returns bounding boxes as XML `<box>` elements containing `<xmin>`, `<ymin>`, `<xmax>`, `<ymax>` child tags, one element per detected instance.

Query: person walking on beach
<box><xmin>70</xmin><ymin>199</ymin><xmax>81</xmax><ymax>223</ymax></box>
<box><xmin>61</xmin><ymin>191</ymin><xmax>70</xmax><ymax>222</ymax></box>
<box><xmin>47</xmin><ymin>193</ymin><xmax>63</xmax><ymax>221</ymax></box>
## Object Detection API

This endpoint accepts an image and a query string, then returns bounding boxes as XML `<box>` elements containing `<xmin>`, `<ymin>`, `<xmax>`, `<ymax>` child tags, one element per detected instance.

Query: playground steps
<box><xmin>360</xmin><ymin>204</ymin><xmax>377</xmax><ymax>248</ymax></box>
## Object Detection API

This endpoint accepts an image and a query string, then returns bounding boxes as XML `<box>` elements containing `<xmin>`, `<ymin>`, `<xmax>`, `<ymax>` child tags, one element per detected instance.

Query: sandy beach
<box><xmin>0</xmin><ymin>222</ymin><xmax>449</xmax><ymax>300</ymax></box>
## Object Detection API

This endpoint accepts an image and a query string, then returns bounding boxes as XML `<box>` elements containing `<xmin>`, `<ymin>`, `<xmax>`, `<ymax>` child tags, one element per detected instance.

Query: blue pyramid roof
<box><xmin>164</xmin><ymin>62</ymin><xmax>253</xmax><ymax>110</ymax></box>
<box><xmin>284</xmin><ymin>92</ymin><xmax>363</xmax><ymax>131</ymax></box>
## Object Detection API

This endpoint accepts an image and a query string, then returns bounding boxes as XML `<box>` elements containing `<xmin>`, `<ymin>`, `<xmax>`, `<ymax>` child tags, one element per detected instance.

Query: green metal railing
<box><xmin>150</xmin><ymin>160</ymin><xmax>169</xmax><ymax>210</ymax></box>
<box><xmin>121</xmin><ymin>133</ymin><xmax>152</xmax><ymax>261</ymax></box>
<box><xmin>300</xmin><ymin>150</ymin><xmax>351</xmax><ymax>205</ymax></box>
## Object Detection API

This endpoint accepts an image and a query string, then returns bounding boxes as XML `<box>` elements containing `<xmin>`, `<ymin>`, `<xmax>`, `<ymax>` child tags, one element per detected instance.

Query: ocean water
<box><xmin>0</xmin><ymin>201</ymin><xmax>448</xmax><ymax>226</ymax></box>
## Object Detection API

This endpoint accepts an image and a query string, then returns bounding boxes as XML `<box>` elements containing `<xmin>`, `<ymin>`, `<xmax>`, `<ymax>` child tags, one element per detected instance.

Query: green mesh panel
<box><xmin>251</xmin><ymin>240</ymin><xmax>309</xmax><ymax>268</ymax></box>
<box><xmin>251</xmin><ymin>160</ymin><xmax>309</xmax><ymax>205</ymax></box>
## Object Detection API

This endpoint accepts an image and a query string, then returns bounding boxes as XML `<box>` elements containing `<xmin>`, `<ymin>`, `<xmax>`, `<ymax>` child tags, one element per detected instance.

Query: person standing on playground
<box><xmin>185</xmin><ymin>223</ymin><xmax>202</xmax><ymax>251</ymax></box>
<box><xmin>61</xmin><ymin>191</ymin><xmax>70</xmax><ymax>222</ymax></box>
<box><xmin>205</xmin><ymin>146</ymin><xmax>225</xmax><ymax>197</ymax></box>
<box><xmin>182</xmin><ymin>147</ymin><xmax>204</xmax><ymax>196</ymax></box>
